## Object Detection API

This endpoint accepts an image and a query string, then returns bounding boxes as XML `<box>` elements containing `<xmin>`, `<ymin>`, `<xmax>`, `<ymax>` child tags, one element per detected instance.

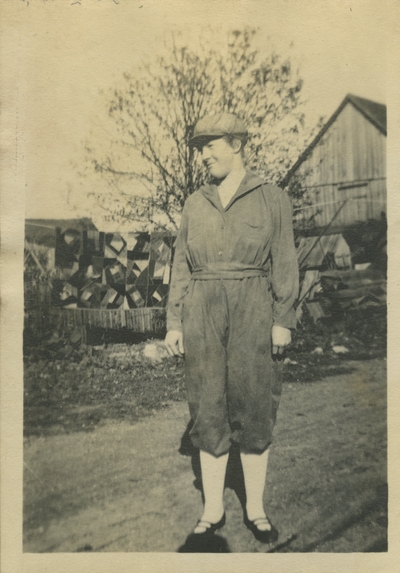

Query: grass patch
<box><xmin>24</xmin><ymin>342</ymin><xmax>185</xmax><ymax>437</ymax></box>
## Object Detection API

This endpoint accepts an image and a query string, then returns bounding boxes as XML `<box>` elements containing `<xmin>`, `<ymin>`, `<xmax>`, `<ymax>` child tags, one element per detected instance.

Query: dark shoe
<box><xmin>244</xmin><ymin>513</ymin><xmax>278</xmax><ymax>544</ymax></box>
<box><xmin>194</xmin><ymin>513</ymin><xmax>226</xmax><ymax>535</ymax></box>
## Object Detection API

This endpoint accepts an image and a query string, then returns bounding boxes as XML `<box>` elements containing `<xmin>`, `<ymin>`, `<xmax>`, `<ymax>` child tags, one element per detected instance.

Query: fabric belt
<box><xmin>191</xmin><ymin>264</ymin><xmax>270</xmax><ymax>281</ymax></box>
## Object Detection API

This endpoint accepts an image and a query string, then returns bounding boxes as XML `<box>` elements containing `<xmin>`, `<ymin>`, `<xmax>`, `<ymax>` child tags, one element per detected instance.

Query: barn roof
<box><xmin>347</xmin><ymin>94</ymin><xmax>386</xmax><ymax>134</ymax></box>
<box><xmin>282</xmin><ymin>94</ymin><xmax>386</xmax><ymax>187</ymax></box>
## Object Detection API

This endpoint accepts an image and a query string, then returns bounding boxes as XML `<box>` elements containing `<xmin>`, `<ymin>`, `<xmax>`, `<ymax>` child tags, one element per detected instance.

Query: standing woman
<box><xmin>165</xmin><ymin>112</ymin><xmax>299</xmax><ymax>542</ymax></box>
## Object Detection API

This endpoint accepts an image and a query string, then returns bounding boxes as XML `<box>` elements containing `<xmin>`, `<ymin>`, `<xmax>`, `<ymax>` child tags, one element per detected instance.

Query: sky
<box><xmin>4</xmin><ymin>0</ymin><xmax>393</xmax><ymax>226</ymax></box>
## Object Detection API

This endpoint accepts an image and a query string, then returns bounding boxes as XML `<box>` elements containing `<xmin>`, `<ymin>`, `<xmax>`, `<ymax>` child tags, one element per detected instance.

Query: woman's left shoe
<box><xmin>244</xmin><ymin>513</ymin><xmax>278</xmax><ymax>544</ymax></box>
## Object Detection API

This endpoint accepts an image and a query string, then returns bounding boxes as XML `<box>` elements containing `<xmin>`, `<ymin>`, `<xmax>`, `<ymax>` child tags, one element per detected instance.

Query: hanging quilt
<box><xmin>53</xmin><ymin>229</ymin><xmax>174</xmax><ymax>309</ymax></box>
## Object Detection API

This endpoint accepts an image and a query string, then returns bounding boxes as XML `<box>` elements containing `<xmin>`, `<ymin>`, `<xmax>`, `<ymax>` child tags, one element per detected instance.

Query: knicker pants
<box><xmin>182</xmin><ymin>276</ymin><xmax>283</xmax><ymax>457</ymax></box>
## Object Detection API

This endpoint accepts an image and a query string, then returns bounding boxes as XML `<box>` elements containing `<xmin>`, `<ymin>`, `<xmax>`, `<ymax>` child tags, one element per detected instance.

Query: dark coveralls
<box><xmin>167</xmin><ymin>172</ymin><xmax>299</xmax><ymax>457</ymax></box>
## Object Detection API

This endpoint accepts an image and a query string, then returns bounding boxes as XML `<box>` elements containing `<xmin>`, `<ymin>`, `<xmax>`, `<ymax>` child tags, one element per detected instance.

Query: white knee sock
<box><xmin>194</xmin><ymin>449</ymin><xmax>229</xmax><ymax>533</ymax></box>
<box><xmin>240</xmin><ymin>449</ymin><xmax>270</xmax><ymax>528</ymax></box>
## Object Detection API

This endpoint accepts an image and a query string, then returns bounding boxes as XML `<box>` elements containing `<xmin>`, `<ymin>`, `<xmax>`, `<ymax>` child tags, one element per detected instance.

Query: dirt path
<box><xmin>23</xmin><ymin>358</ymin><xmax>387</xmax><ymax>553</ymax></box>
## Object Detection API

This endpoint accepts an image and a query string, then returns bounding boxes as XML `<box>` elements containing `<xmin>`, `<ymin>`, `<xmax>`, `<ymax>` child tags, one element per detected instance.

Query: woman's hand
<box><xmin>165</xmin><ymin>330</ymin><xmax>185</xmax><ymax>357</ymax></box>
<box><xmin>272</xmin><ymin>325</ymin><xmax>291</xmax><ymax>355</ymax></box>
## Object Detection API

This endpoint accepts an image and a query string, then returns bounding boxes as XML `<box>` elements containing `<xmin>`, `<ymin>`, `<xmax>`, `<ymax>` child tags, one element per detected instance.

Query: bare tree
<box><xmin>83</xmin><ymin>28</ymin><xmax>316</xmax><ymax>230</ymax></box>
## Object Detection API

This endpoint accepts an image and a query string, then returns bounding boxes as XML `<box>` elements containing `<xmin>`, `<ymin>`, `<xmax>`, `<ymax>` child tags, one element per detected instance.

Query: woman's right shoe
<box><xmin>194</xmin><ymin>513</ymin><xmax>226</xmax><ymax>535</ymax></box>
<box><xmin>244</xmin><ymin>513</ymin><xmax>278</xmax><ymax>544</ymax></box>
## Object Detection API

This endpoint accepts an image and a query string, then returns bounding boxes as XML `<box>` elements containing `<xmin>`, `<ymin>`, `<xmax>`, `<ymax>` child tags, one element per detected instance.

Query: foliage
<box><xmin>83</xmin><ymin>28</ymin><xmax>317</xmax><ymax>229</ymax></box>
<box><xmin>286</xmin><ymin>170</ymin><xmax>322</xmax><ymax>230</ymax></box>
<box><xmin>343</xmin><ymin>218</ymin><xmax>387</xmax><ymax>270</ymax></box>
<box><xmin>24</xmin><ymin>244</ymin><xmax>53</xmax><ymax>308</ymax></box>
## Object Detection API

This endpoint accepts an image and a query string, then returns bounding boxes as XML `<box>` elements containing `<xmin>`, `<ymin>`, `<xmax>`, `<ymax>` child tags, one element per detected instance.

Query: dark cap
<box><xmin>189</xmin><ymin>112</ymin><xmax>248</xmax><ymax>147</ymax></box>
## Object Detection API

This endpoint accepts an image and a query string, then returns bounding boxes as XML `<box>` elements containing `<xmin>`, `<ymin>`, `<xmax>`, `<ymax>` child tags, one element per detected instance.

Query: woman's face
<box><xmin>199</xmin><ymin>137</ymin><xmax>237</xmax><ymax>180</ymax></box>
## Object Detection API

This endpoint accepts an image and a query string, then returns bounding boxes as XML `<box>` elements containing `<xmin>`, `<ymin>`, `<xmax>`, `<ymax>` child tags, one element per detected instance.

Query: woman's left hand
<box><xmin>272</xmin><ymin>325</ymin><xmax>291</xmax><ymax>355</ymax></box>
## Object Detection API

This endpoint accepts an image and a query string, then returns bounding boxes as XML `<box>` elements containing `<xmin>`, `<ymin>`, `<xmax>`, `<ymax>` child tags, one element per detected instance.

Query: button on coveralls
<box><xmin>167</xmin><ymin>172</ymin><xmax>299</xmax><ymax>457</ymax></box>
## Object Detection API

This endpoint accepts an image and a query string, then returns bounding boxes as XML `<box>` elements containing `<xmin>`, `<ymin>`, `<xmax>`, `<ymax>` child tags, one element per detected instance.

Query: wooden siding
<box><xmin>293</xmin><ymin>102</ymin><xmax>386</xmax><ymax>228</ymax></box>
<box><xmin>294</xmin><ymin>179</ymin><xmax>386</xmax><ymax>229</ymax></box>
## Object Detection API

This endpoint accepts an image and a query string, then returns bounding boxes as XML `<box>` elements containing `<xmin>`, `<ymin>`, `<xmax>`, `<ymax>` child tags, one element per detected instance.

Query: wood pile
<box><xmin>297</xmin><ymin>266</ymin><xmax>386</xmax><ymax>323</ymax></box>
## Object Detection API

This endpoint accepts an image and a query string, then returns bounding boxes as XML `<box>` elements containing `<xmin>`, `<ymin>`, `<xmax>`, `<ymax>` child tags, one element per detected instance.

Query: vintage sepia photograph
<box><xmin>1</xmin><ymin>0</ymin><xmax>398</xmax><ymax>571</ymax></box>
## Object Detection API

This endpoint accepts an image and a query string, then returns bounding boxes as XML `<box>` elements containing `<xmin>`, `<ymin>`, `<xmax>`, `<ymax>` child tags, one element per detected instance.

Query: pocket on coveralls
<box><xmin>243</xmin><ymin>220</ymin><xmax>262</xmax><ymax>229</ymax></box>
<box><xmin>242</xmin><ymin>220</ymin><xmax>265</xmax><ymax>240</ymax></box>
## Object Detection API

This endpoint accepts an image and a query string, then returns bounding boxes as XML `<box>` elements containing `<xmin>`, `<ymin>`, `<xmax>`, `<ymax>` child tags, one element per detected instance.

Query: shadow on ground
<box><xmin>177</xmin><ymin>417</ymin><xmax>388</xmax><ymax>553</ymax></box>
<box><xmin>297</xmin><ymin>483</ymin><xmax>388</xmax><ymax>553</ymax></box>
<box><xmin>178</xmin><ymin>533</ymin><xmax>231</xmax><ymax>553</ymax></box>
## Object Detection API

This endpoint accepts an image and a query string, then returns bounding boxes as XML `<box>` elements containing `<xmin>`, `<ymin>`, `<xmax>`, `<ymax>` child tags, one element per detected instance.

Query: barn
<box><xmin>283</xmin><ymin>94</ymin><xmax>387</xmax><ymax>321</ymax></box>
<box><xmin>283</xmin><ymin>94</ymin><xmax>386</xmax><ymax>232</ymax></box>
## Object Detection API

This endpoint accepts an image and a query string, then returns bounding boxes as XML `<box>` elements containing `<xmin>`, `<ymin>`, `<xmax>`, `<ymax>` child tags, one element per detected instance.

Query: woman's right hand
<box><xmin>164</xmin><ymin>330</ymin><xmax>185</xmax><ymax>357</ymax></box>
